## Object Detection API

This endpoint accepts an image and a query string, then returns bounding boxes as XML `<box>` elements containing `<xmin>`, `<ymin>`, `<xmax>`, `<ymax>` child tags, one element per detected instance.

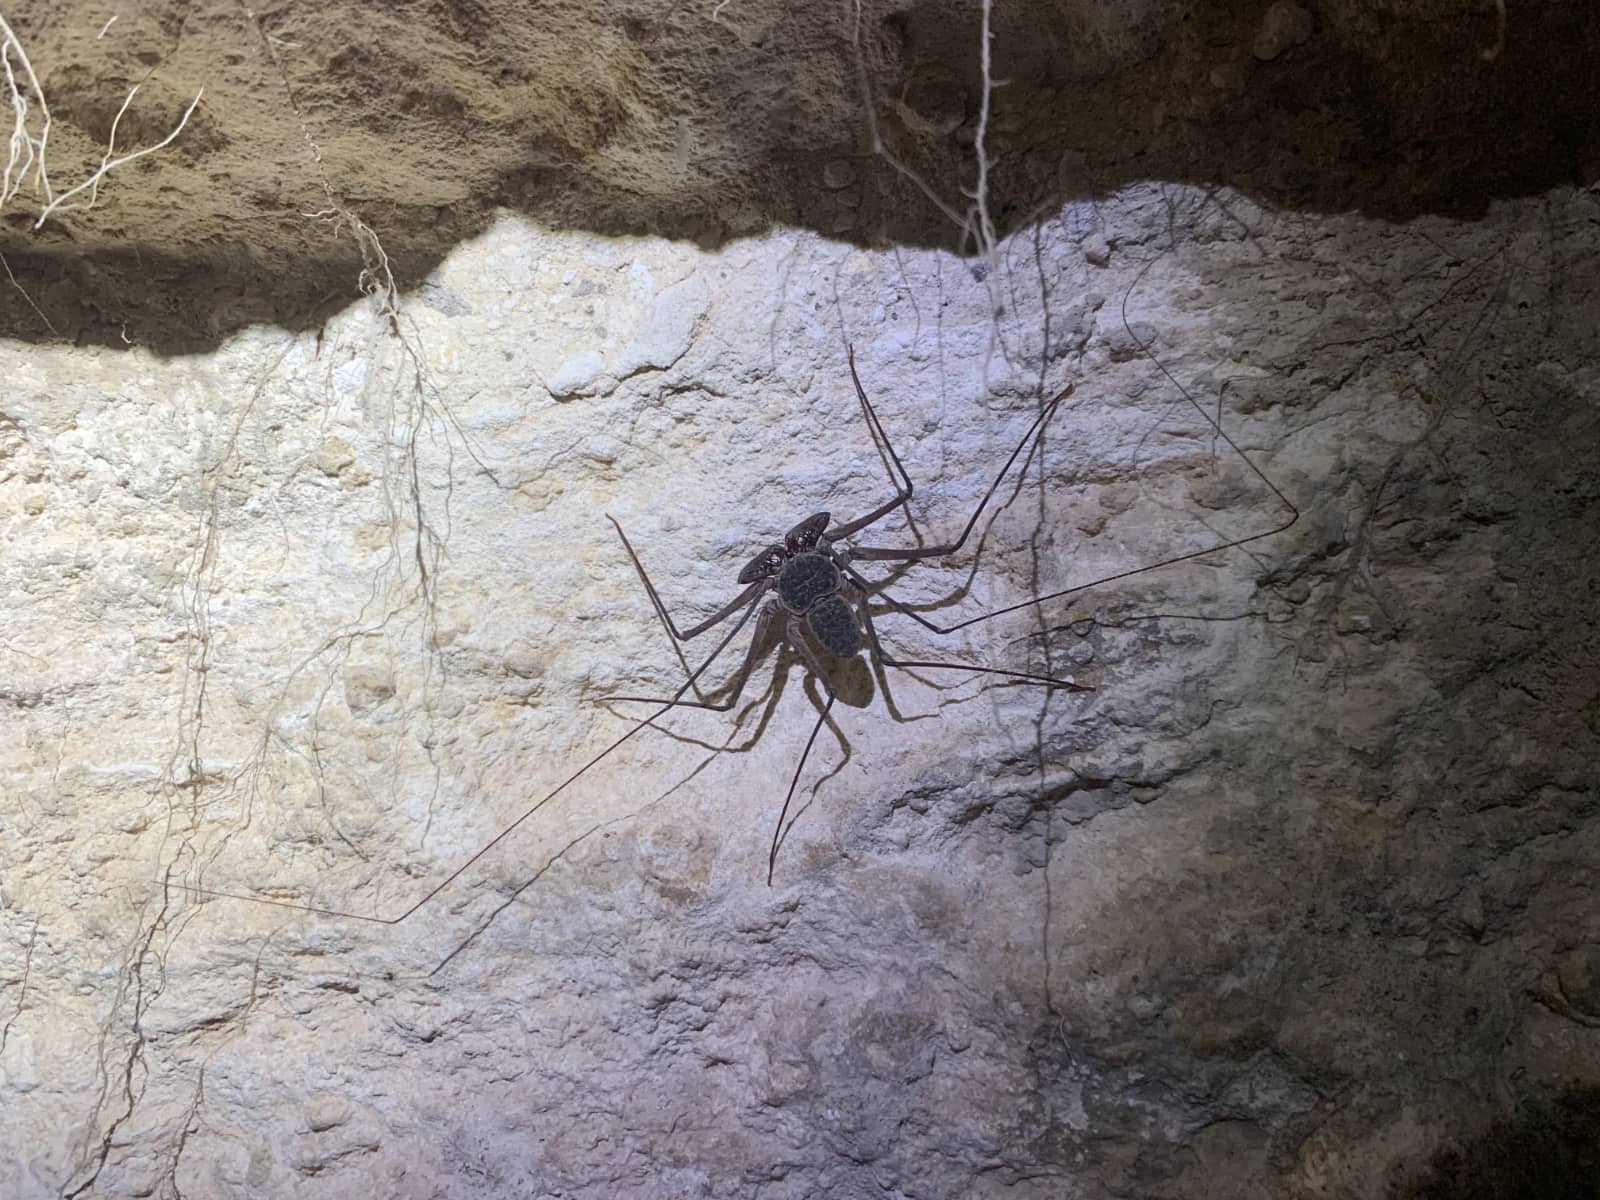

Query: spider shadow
<box><xmin>424</xmin><ymin>642</ymin><xmax>869</xmax><ymax>975</ymax></box>
<box><xmin>845</xmin><ymin>392</ymin><xmax>1067</xmax><ymax>634</ymax></box>
<box><xmin>598</xmin><ymin>591</ymin><xmax>1010</xmax><ymax>875</ymax></box>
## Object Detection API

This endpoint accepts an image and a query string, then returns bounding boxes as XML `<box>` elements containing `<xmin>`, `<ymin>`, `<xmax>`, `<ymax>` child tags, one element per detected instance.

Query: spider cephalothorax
<box><xmin>737</xmin><ymin>512</ymin><xmax>861</xmax><ymax>658</ymax></box>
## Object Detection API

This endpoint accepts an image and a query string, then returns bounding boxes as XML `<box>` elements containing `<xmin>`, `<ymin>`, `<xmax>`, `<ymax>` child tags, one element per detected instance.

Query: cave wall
<box><xmin>1</xmin><ymin>3</ymin><xmax>1598</xmax><ymax>1199</ymax></box>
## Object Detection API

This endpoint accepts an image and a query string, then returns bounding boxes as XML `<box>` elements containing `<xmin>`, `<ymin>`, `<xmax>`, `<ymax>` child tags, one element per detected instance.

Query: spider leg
<box><xmin>851</xmin><ymin>574</ymin><xmax>1092</xmax><ymax>692</ymax></box>
<box><xmin>768</xmin><ymin>695</ymin><xmax>834</xmax><ymax>886</ymax></box>
<box><xmin>847</xmin><ymin>504</ymin><xmax>1299</xmax><ymax>636</ymax></box>
<box><xmin>825</xmin><ymin>346</ymin><xmax>917</xmax><ymax>540</ymax></box>
<box><xmin>766</xmin><ymin>611</ymin><xmax>841</xmax><ymax>885</ymax></box>
<box><xmin>165</xmin><ymin>584</ymin><xmax>770</xmax><ymax>923</ymax></box>
<box><xmin>608</xmin><ymin>514</ymin><xmax>767</xmax><ymax>640</ymax></box>
<box><xmin>782</xmin><ymin>612</ymin><xmax>839</xmax><ymax>701</ymax></box>
<box><xmin>843</xmin><ymin>382</ymin><xmax>1074</xmax><ymax>559</ymax></box>
<box><xmin>848</xmin><ymin>345</ymin><xmax>914</xmax><ymax>499</ymax></box>
<box><xmin>602</xmin><ymin>600</ymin><xmax>780</xmax><ymax>712</ymax></box>
<box><xmin>842</xmin><ymin>302</ymin><xmax>1302</xmax><ymax>631</ymax></box>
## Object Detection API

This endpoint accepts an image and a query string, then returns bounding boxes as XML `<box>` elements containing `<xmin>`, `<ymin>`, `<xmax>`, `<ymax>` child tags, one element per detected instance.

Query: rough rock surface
<box><xmin>1</xmin><ymin>0</ymin><xmax>1597</xmax><ymax>349</ymax></box>
<box><xmin>2</xmin><ymin>4</ymin><xmax>1598</xmax><ymax>1200</ymax></box>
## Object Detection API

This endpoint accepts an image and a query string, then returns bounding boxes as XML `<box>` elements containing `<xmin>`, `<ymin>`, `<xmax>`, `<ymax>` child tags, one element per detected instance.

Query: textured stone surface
<box><xmin>2</xmin><ymin>185</ymin><xmax>1596</xmax><ymax>1199</ymax></box>
<box><xmin>0</xmin><ymin>1</ymin><xmax>1597</xmax><ymax>349</ymax></box>
<box><xmin>2</xmin><ymin>4</ymin><xmax>1599</xmax><ymax>1200</ymax></box>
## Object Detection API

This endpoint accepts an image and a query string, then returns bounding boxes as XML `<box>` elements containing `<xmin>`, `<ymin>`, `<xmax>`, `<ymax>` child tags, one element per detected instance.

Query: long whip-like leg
<box><xmin>602</xmin><ymin>601</ymin><xmax>779</xmax><ymax>713</ymax></box>
<box><xmin>768</xmin><ymin>691</ymin><xmax>836</xmax><ymax>887</ymax></box>
<box><xmin>608</xmin><ymin>514</ymin><xmax>765</xmax><ymax>641</ymax></box>
<box><xmin>848</xmin><ymin>345</ymin><xmax>915</xmax><ymax>500</ymax></box>
<box><xmin>849</xmin><ymin>572</ymin><xmax>1092</xmax><ymax>692</ymax></box>
<box><xmin>763</xmin><ymin>613</ymin><xmax>846</xmax><ymax>885</ymax></box>
<box><xmin>610</xmin><ymin>511</ymin><xmax>763</xmax><ymax>703</ymax></box>
<box><xmin>163</xmin><ymin>590</ymin><xmax>769</xmax><ymax>923</ymax></box>
<box><xmin>848</xmin><ymin>263</ymin><xmax>1300</xmax><ymax>630</ymax></box>
<box><xmin>861</xmin><ymin>520</ymin><xmax>1299</xmax><ymax>635</ymax></box>
<box><xmin>843</xmin><ymin>383</ymin><xmax>1074</xmax><ymax>558</ymax></box>
<box><xmin>825</xmin><ymin>347</ymin><xmax>917</xmax><ymax>539</ymax></box>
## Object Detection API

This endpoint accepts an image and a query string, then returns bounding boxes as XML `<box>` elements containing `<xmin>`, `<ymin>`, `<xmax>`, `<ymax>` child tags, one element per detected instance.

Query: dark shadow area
<box><xmin>1392</xmin><ymin>1087</ymin><xmax>1600</xmax><ymax>1200</ymax></box>
<box><xmin>0</xmin><ymin>0</ymin><xmax>1595</xmax><ymax>354</ymax></box>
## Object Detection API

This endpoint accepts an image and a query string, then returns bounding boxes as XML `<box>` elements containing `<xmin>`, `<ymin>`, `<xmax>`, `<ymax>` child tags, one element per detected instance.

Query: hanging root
<box><xmin>0</xmin><ymin>10</ymin><xmax>203</xmax><ymax>228</ymax></box>
<box><xmin>849</xmin><ymin>0</ymin><xmax>1001</xmax><ymax>266</ymax></box>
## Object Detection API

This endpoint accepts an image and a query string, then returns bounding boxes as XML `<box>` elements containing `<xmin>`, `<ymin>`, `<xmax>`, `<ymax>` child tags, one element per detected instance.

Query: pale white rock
<box><xmin>502</xmin><ymin>640</ymin><xmax>547</xmax><ymax>679</ymax></box>
<box><xmin>314</xmin><ymin>437</ymin><xmax>357</xmax><ymax>477</ymax></box>
<box><xmin>546</xmin><ymin>350</ymin><xmax>607</xmax><ymax>398</ymax></box>
<box><xmin>343</xmin><ymin>662</ymin><xmax>398</xmax><ymax>715</ymax></box>
<box><xmin>613</xmin><ymin>274</ymin><xmax>711</xmax><ymax>377</ymax></box>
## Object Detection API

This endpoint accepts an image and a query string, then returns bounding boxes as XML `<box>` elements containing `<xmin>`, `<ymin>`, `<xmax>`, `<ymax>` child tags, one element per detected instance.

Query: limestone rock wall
<box><xmin>2</xmin><ymin>183</ymin><xmax>1596</xmax><ymax>1198</ymax></box>
<box><xmin>1</xmin><ymin>2</ymin><xmax>1598</xmax><ymax>1199</ymax></box>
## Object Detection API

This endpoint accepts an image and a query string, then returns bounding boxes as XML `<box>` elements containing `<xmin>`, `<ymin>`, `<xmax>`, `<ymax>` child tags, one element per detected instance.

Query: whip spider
<box><xmin>173</xmin><ymin>332</ymin><xmax>1297</xmax><ymax>923</ymax></box>
<box><xmin>600</xmin><ymin>348</ymin><xmax>1091</xmax><ymax>884</ymax></box>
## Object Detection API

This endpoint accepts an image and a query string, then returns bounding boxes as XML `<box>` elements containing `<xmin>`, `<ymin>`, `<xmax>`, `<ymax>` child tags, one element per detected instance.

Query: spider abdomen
<box><xmin>777</xmin><ymin>551</ymin><xmax>839</xmax><ymax>613</ymax></box>
<box><xmin>805</xmin><ymin>594</ymin><xmax>862</xmax><ymax>658</ymax></box>
<box><xmin>776</xmin><ymin>551</ymin><xmax>860</xmax><ymax>657</ymax></box>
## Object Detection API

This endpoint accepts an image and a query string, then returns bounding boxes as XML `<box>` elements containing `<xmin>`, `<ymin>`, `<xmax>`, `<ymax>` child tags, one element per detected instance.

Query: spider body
<box><xmin>596</xmin><ymin>356</ymin><xmax>1113</xmax><ymax>885</ymax></box>
<box><xmin>739</xmin><ymin>511</ymin><xmax>862</xmax><ymax>658</ymax></box>
<box><xmin>794</xmin><ymin>588</ymin><xmax>860</xmax><ymax>659</ymax></box>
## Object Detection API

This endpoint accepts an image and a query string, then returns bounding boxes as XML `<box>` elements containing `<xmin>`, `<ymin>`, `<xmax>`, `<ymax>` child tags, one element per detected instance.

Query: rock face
<box><xmin>2</xmin><ymin>0</ymin><xmax>1598</xmax><ymax>348</ymax></box>
<box><xmin>2</xmin><ymin>4</ymin><xmax>1598</xmax><ymax>1200</ymax></box>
